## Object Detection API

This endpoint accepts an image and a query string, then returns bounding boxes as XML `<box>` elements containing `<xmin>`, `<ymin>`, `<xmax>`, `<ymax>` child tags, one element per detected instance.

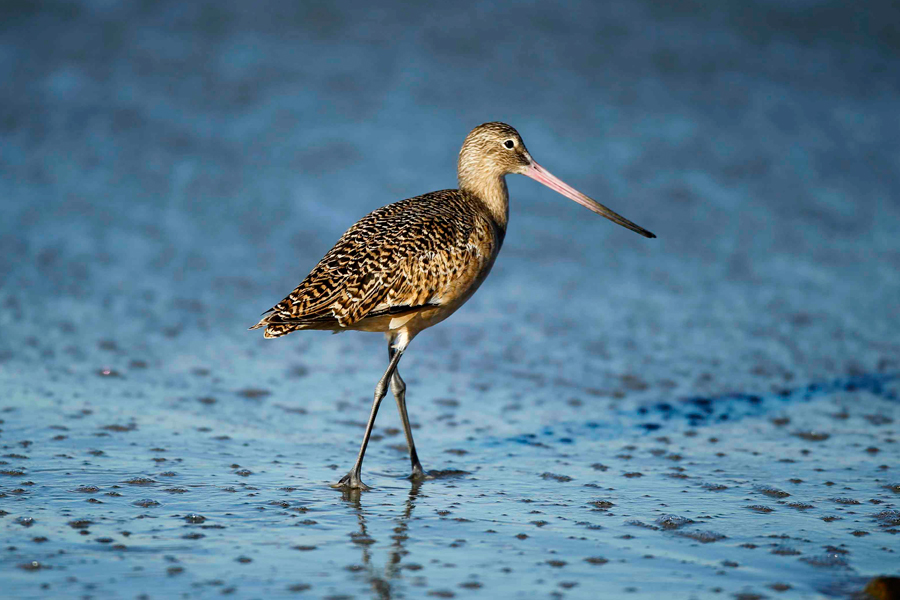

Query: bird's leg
<box><xmin>331</xmin><ymin>346</ymin><xmax>404</xmax><ymax>491</ymax></box>
<box><xmin>389</xmin><ymin>345</ymin><xmax>425</xmax><ymax>479</ymax></box>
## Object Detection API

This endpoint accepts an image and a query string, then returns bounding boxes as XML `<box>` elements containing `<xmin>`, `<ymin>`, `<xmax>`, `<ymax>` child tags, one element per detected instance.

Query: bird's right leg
<box><xmin>389</xmin><ymin>343</ymin><xmax>425</xmax><ymax>479</ymax></box>
<box><xmin>331</xmin><ymin>346</ymin><xmax>404</xmax><ymax>491</ymax></box>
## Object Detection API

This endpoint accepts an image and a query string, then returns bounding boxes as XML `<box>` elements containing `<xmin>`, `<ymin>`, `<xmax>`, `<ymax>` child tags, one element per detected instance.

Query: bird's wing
<box><xmin>257</xmin><ymin>191</ymin><xmax>487</xmax><ymax>329</ymax></box>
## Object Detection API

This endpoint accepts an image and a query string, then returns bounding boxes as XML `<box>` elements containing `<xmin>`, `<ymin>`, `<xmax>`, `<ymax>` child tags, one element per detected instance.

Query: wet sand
<box><xmin>2</xmin><ymin>349</ymin><xmax>897</xmax><ymax>598</ymax></box>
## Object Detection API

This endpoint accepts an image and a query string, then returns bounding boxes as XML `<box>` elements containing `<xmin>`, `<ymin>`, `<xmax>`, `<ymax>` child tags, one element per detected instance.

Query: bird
<box><xmin>251</xmin><ymin>122</ymin><xmax>655</xmax><ymax>490</ymax></box>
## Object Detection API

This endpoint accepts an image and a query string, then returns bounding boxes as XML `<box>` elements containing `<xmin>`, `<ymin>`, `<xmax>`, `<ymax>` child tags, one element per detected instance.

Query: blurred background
<box><xmin>2</xmin><ymin>0</ymin><xmax>898</xmax><ymax>390</ymax></box>
<box><xmin>1</xmin><ymin>1</ymin><xmax>899</xmax><ymax>597</ymax></box>
<box><xmin>2</xmin><ymin>0</ymin><xmax>898</xmax><ymax>388</ymax></box>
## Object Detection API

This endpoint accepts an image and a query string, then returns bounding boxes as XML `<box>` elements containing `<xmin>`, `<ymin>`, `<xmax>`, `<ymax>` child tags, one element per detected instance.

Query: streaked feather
<box><xmin>251</xmin><ymin>189</ymin><xmax>499</xmax><ymax>338</ymax></box>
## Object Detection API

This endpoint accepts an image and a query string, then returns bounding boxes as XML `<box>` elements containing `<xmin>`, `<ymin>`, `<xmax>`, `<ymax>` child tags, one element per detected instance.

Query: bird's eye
<box><xmin>503</xmin><ymin>139</ymin><xmax>515</xmax><ymax>149</ymax></box>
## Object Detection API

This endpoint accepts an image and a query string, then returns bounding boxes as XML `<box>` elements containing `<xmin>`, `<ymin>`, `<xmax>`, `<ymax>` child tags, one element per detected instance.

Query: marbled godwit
<box><xmin>251</xmin><ymin>122</ymin><xmax>655</xmax><ymax>490</ymax></box>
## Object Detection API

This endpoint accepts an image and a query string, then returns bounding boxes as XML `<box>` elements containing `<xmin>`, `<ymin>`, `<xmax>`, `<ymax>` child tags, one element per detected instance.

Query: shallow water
<box><xmin>2</xmin><ymin>359</ymin><xmax>898</xmax><ymax>598</ymax></box>
<box><xmin>2</xmin><ymin>0</ymin><xmax>900</xmax><ymax>598</ymax></box>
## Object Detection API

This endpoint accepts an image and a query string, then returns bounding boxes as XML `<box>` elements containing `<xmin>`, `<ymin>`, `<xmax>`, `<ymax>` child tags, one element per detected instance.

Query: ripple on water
<box><xmin>755</xmin><ymin>485</ymin><xmax>790</xmax><ymax>498</ymax></box>
<box><xmin>655</xmin><ymin>515</ymin><xmax>695</xmax><ymax>530</ymax></box>
<box><xmin>183</xmin><ymin>514</ymin><xmax>206</xmax><ymax>524</ymax></box>
<box><xmin>873</xmin><ymin>510</ymin><xmax>900</xmax><ymax>527</ymax></box>
<box><xmin>676</xmin><ymin>530</ymin><xmax>727</xmax><ymax>543</ymax></box>
<box><xmin>124</xmin><ymin>477</ymin><xmax>156</xmax><ymax>485</ymax></box>
<box><xmin>68</xmin><ymin>519</ymin><xmax>92</xmax><ymax>529</ymax></box>
<box><xmin>800</xmin><ymin>554</ymin><xmax>849</xmax><ymax>568</ymax></box>
<box><xmin>132</xmin><ymin>499</ymin><xmax>161</xmax><ymax>508</ymax></box>
<box><xmin>540</xmin><ymin>472</ymin><xmax>573</xmax><ymax>482</ymax></box>
<box><xmin>73</xmin><ymin>485</ymin><xmax>101</xmax><ymax>493</ymax></box>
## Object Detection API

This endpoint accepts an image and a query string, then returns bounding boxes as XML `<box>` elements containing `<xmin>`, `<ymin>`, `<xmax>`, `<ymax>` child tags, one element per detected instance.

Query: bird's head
<box><xmin>458</xmin><ymin>122</ymin><xmax>532</xmax><ymax>182</ymax></box>
<box><xmin>458</xmin><ymin>122</ymin><xmax>655</xmax><ymax>238</ymax></box>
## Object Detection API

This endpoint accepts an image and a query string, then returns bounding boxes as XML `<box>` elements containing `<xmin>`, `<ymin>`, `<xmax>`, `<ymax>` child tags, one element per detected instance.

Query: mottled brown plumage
<box><xmin>251</xmin><ymin>189</ymin><xmax>501</xmax><ymax>338</ymax></box>
<box><xmin>251</xmin><ymin>122</ymin><xmax>654</xmax><ymax>490</ymax></box>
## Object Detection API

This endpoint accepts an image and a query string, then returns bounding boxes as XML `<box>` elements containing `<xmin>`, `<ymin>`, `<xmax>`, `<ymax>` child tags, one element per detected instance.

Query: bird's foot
<box><xmin>409</xmin><ymin>463</ymin><xmax>431</xmax><ymax>481</ymax></box>
<box><xmin>330</xmin><ymin>471</ymin><xmax>370</xmax><ymax>491</ymax></box>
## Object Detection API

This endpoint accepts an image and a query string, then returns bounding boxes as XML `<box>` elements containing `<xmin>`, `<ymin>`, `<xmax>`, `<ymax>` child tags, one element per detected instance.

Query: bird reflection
<box><xmin>341</xmin><ymin>480</ymin><xmax>423</xmax><ymax>599</ymax></box>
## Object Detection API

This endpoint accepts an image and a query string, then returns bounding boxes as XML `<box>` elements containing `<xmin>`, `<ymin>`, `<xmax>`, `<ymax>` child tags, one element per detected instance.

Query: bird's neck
<box><xmin>459</xmin><ymin>174</ymin><xmax>509</xmax><ymax>231</ymax></box>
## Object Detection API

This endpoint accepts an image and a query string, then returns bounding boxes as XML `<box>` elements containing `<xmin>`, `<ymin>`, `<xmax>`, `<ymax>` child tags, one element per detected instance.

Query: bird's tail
<box><xmin>249</xmin><ymin>310</ymin><xmax>335</xmax><ymax>338</ymax></box>
<box><xmin>249</xmin><ymin>310</ymin><xmax>298</xmax><ymax>339</ymax></box>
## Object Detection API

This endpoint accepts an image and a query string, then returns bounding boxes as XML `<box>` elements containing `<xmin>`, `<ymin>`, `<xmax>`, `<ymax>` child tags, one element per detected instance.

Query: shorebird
<box><xmin>251</xmin><ymin>122</ymin><xmax>655</xmax><ymax>490</ymax></box>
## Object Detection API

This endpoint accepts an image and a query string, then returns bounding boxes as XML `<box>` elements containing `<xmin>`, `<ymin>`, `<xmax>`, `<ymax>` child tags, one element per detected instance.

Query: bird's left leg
<box><xmin>389</xmin><ymin>341</ymin><xmax>425</xmax><ymax>479</ymax></box>
<box><xmin>331</xmin><ymin>345</ymin><xmax>404</xmax><ymax>490</ymax></box>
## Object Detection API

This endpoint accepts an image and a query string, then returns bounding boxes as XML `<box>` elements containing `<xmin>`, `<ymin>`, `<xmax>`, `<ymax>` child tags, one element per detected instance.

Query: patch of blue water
<box><xmin>498</xmin><ymin>373</ymin><xmax>900</xmax><ymax>446</ymax></box>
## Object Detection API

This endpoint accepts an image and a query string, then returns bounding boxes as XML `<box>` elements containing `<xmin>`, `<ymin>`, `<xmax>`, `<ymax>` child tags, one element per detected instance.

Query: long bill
<box><xmin>523</xmin><ymin>160</ymin><xmax>656</xmax><ymax>239</ymax></box>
